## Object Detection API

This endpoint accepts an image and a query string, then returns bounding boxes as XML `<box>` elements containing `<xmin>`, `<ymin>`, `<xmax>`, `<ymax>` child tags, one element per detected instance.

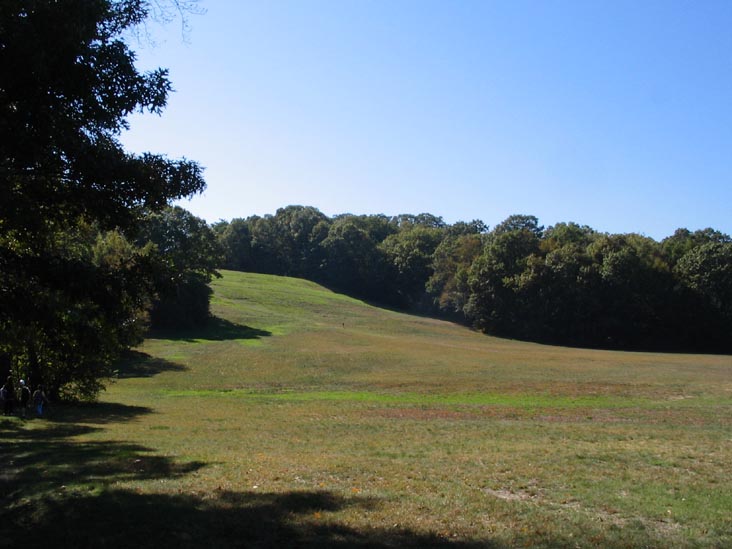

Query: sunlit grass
<box><xmin>4</xmin><ymin>270</ymin><xmax>731</xmax><ymax>547</ymax></box>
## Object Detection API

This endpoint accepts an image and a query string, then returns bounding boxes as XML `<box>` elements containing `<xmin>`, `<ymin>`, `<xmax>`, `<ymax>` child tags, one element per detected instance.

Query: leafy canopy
<box><xmin>0</xmin><ymin>0</ymin><xmax>206</xmax><ymax>398</ymax></box>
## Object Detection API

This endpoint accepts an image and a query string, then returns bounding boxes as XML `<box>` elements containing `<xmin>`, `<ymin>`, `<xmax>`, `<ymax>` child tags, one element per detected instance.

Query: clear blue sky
<box><xmin>121</xmin><ymin>0</ymin><xmax>732</xmax><ymax>240</ymax></box>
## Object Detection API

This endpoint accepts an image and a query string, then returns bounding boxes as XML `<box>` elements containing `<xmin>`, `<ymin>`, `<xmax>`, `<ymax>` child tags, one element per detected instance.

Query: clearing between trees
<box><xmin>2</xmin><ymin>270</ymin><xmax>731</xmax><ymax>548</ymax></box>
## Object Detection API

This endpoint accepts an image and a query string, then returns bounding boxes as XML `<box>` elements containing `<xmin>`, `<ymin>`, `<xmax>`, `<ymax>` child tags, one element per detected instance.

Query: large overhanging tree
<box><xmin>0</xmin><ymin>0</ymin><xmax>205</xmax><ymax>398</ymax></box>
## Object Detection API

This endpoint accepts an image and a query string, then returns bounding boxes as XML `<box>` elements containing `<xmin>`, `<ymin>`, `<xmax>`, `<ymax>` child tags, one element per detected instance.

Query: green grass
<box><xmin>3</xmin><ymin>270</ymin><xmax>732</xmax><ymax>548</ymax></box>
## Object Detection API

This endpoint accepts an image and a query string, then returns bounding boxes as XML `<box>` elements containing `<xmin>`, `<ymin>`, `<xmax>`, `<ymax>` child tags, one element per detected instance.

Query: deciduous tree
<box><xmin>0</xmin><ymin>0</ymin><xmax>205</xmax><ymax>397</ymax></box>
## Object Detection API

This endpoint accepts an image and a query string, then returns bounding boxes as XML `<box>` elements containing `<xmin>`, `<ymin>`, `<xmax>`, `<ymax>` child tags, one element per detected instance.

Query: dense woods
<box><xmin>213</xmin><ymin>206</ymin><xmax>732</xmax><ymax>353</ymax></box>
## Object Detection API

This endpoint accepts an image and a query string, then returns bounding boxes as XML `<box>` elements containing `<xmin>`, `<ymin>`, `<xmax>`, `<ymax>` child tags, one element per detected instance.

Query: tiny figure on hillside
<box><xmin>1</xmin><ymin>376</ymin><xmax>15</xmax><ymax>416</ymax></box>
<box><xmin>33</xmin><ymin>385</ymin><xmax>48</xmax><ymax>417</ymax></box>
<box><xmin>18</xmin><ymin>380</ymin><xmax>31</xmax><ymax>419</ymax></box>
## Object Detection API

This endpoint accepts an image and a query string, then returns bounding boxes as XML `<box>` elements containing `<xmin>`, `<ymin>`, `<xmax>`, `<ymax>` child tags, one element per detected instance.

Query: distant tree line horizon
<box><xmin>210</xmin><ymin>205</ymin><xmax>731</xmax><ymax>353</ymax></box>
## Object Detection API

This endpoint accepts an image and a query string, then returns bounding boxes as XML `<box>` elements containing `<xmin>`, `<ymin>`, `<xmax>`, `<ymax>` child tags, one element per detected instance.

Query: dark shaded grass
<box><xmin>114</xmin><ymin>350</ymin><xmax>188</xmax><ymax>379</ymax></box>
<box><xmin>148</xmin><ymin>316</ymin><xmax>272</xmax><ymax>343</ymax></box>
<box><xmin>38</xmin><ymin>401</ymin><xmax>154</xmax><ymax>424</ymax></box>
<box><xmin>3</xmin><ymin>488</ymin><xmax>500</xmax><ymax>549</ymax></box>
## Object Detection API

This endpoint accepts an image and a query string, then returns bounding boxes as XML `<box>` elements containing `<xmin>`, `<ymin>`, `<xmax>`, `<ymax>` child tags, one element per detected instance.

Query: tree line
<box><xmin>212</xmin><ymin>206</ymin><xmax>731</xmax><ymax>353</ymax></box>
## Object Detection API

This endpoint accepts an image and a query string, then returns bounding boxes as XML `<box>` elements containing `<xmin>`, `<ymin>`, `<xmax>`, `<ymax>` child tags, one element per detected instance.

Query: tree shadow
<box><xmin>1</xmin><ymin>431</ymin><xmax>203</xmax><ymax>499</ymax></box>
<box><xmin>0</xmin><ymin>420</ymin><xmax>205</xmax><ymax>509</ymax></box>
<box><xmin>114</xmin><ymin>350</ymin><xmax>188</xmax><ymax>379</ymax></box>
<box><xmin>0</xmin><ymin>418</ymin><xmax>98</xmax><ymax>440</ymax></box>
<box><xmin>1</xmin><ymin>420</ymin><xmax>495</xmax><ymax>548</ymax></box>
<box><xmin>0</xmin><ymin>420</ymin><xmax>676</xmax><ymax>549</ymax></box>
<box><xmin>149</xmin><ymin>316</ymin><xmax>272</xmax><ymax>343</ymax></box>
<box><xmin>42</xmin><ymin>401</ymin><xmax>155</xmax><ymax>425</ymax></box>
<box><xmin>1</xmin><ymin>485</ymin><xmax>660</xmax><ymax>549</ymax></box>
<box><xmin>3</xmin><ymin>486</ymin><xmax>499</xmax><ymax>549</ymax></box>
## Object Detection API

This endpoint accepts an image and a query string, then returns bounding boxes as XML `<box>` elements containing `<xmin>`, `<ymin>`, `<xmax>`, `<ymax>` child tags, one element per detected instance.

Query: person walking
<box><xmin>33</xmin><ymin>384</ymin><xmax>48</xmax><ymax>417</ymax></box>
<box><xmin>18</xmin><ymin>380</ymin><xmax>31</xmax><ymax>419</ymax></box>
<box><xmin>2</xmin><ymin>376</ymin><xmax>15</xmax><ymax>416</ymax></box>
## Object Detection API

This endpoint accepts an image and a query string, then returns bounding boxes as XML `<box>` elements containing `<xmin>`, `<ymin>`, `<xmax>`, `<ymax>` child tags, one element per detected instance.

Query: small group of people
<box><xmin>1</xmin><ymin>376</ymin><xmax>48</xmax><ymax>418</ymax></box>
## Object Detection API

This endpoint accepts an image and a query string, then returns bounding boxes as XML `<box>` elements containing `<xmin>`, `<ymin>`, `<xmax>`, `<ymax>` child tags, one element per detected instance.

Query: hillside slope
<box><xmin>136</xmin><ymin>270</ymin><xmax>731</xmax><ymax>399</ymax></box>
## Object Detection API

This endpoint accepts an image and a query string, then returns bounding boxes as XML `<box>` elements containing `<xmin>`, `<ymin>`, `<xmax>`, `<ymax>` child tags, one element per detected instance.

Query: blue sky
<box><xmin>121</xmin><ymin>1</ymin><xmax>732</xmax><ymax>240</ymax></box>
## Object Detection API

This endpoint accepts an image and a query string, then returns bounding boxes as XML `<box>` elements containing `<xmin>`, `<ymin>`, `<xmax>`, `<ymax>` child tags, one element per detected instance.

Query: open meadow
<box><xmin>3</xmin><ymin>270</ymin><xmax>732</xmax><ymax>548</ymax></box>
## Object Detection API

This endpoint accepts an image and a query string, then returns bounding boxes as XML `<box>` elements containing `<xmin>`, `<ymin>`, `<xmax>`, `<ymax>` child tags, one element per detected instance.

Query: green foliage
<box><xmin>462</xmin><ymin>219</ymin><xmax>731</xmax><ymax>351</ymax></box>
<box><xmin>0</xmin><ymin>0</ymin><xmax>205</xmax><ymax>235</ymax></box>
<box><xmin>676</xmin><ymin>242</ymin><xmax>732</xmax><ymax>312</ymax></box>
<box><xmin>492</xmin><ymin>214</ymin><xmax>543</xmax><ymax>237</ymax></box>
<box><xmin>214</xmin><ymin>218</ymin><xmax>252</xmax><ymax>271</ymax></box>
<box><xmin>0</xmin><ymin>1</ymin><xmax>206</xmax><ymax>398</ymax></box>
<box><xmin>319</xmin><ymin>217</ymin><xmax>390</xmax><ymax>299</ymax></box>
<box><xmin>273</xmin><ymin>205</ymin><xmax>330</xmax><ymax>277</ymax></box>
<box><xmin>237</xmin><ymin>206</ymin><xmax>330</xmax><ymax>278</ymax></box>
<box><xmin>136</xmin><ymin>206</ymin><xmax>221</xmax><ymax>329</ymax></box>
<box><xmin>662</xmin><ymin>227</ymin><xmax>730</xmax><ymax>267</ymax></box>
<box><xmin>390</xmin><ymin>212</ymin><xmax>446</xmax><ymax>229</ymax></box>
<box><xmin>674</xmin><ymin>241</ymin><xmax>732</xmax><ymax>348</ymax></box>
<box><xmin>380</xmin><ymin>226</ymin><xmax>444</xmax><ymax>306</ymax></box>
<box><xmin>214</xmin><ymin>206</ymin><xmax>731</xmax><ymax>352</ymax></box>
<box><xmin>427</xmin><ymin>233</ymin><xmax>482</xmax><ymax>314</ymax></box>
<box><xmin>465</xmin><ymin>221</ymin><xmax>543</xmax><ymax>336</ymax></box>
<box><xmin>542</xmin><ymin>222</ymin><xmax>596</xmax><ymax>249</ymax></box>
<box><xmin>3</xmin><ymin>223</ymin><xmax>156</xmax><ymax>400</ymax></box>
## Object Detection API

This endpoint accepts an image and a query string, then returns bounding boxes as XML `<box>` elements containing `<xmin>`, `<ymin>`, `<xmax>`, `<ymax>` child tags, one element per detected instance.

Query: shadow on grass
<box><xmin>0</xmin><ymin>422</ymin><xmax>204</xmax><ymax>497</ymax></box>
<box><xmin>1</xmin><ymin>420</ymin><xmax>493</xmax><ymax>548</ymax></box>
<box><xmin>42</xmin><ymin>401</ymin><xmax>155</xmax><ymax>425</ymax></box>
<box><xmin>0</xmin><ymin>420</ymin><xmax>674</xmax><ymax>549</ymax></box>
<box><xmin>114</xmin><ymin>350</ymin><xmax>188</xmax><ymax>379</ymax></box>
<box><xmin>2</xmin><ymin>488</ymin><xmax>499</xmax><ymax>549</ymax></box>
<box><xmin>0</xmin><ymin>419</ymin><xmax>97</xmax><ymax>440</ymax></box>
<box><xmin>149</xmin><ymin>316</ymin><xmax>272</xmax><ymax>343</ymax></box>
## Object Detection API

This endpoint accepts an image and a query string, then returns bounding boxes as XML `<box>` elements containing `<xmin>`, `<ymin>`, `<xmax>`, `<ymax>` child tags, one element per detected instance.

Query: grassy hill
<box><xmin>3</xmin><ymin>270</ymin><xmax>732</xmax><ymax>548</ymax></box>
